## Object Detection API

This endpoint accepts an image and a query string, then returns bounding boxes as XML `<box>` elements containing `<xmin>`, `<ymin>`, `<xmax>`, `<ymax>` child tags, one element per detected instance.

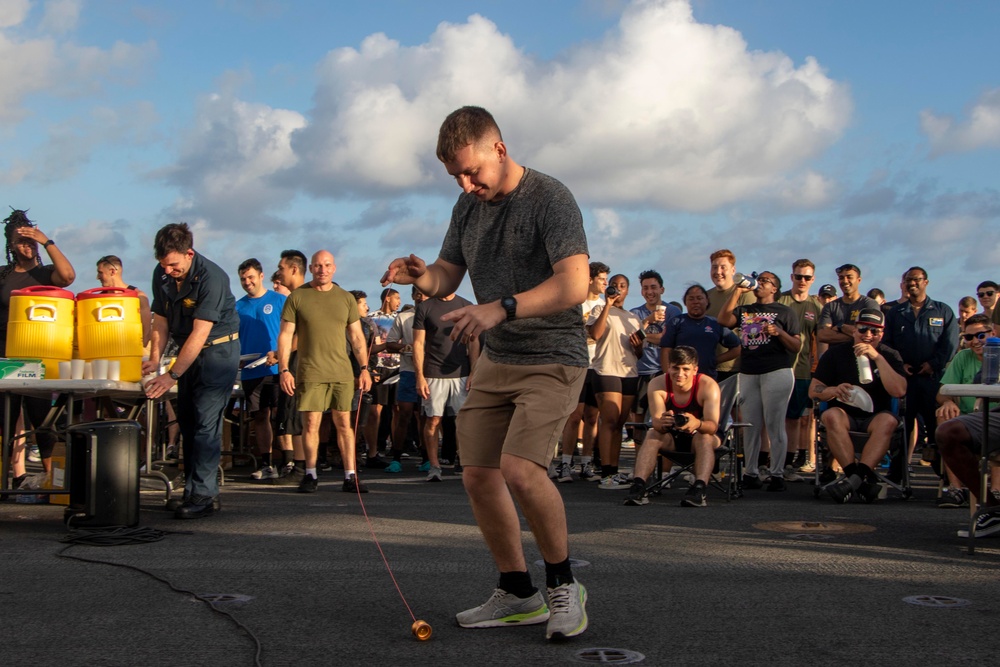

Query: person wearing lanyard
<box><xmin>144</xmin><ymin>223</ymin><xmax>240</xmax><ymax>519</ymax></box>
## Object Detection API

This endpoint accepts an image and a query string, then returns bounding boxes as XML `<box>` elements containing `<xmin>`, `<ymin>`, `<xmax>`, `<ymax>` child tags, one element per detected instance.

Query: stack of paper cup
<box><xmin>58</xmin><ymin>361</ymin><xmax>71</xmax><ymax>379</ymax></box>
<box><xmin>70</xmin><ymin>359</ymin><xmax>85</xmax><ymax>380</ymax></box>
<box><xmin>108</xmin><ymin>360</ymin><xmax>120</xmax><ymax>381</ymax></box>
<box><xmin>93</xmin><ymin>359</ymin><xmax>109</xmax><ymax>380</ymax></box>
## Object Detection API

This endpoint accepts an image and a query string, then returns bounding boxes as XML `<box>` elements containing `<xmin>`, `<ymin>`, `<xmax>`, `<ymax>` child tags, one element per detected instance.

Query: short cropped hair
<box><xmin>710</xmin><ymin>249</ymin><xmax>735</xmax><ymax>265</ymax></box>
<box><xmin>436</xmin><ymin>106</ymin><xmax>502</xmax><ymax>163</ymax></box>
<box><xmin>683</xmin><ymin>283</ymin><xmax>710</xmax><ymax>307</ymax></box>
<box><xmin>959</xmin><ymin>296</ymin><xmax>978</xmax><ymax>310</ymax></box>
<box><xmin>349</xmin><ymin>290</ymin><xmax>367</xmax><ymax>302</ymax></box>
<box><xmin>669</xmin><ymin>346</ymin><xmax>699</xmax><ymax>367</ymax></box>
<box><xmin>639</xmin><ymin>269</ymin><xmax>664</xmax><ymax>287</ymax></box>
<box><xmin>279</xmin><ymin>249</ymin><xmax>307</xmax><ymax>274</ymax></box>
<box><xmin>977</xmin><ymin>280</ymin><xmax>998</xmax><ymax>291</ymax></box>
<box><xmin>609</xmin><ymin>273</ymin><xmax>630</xmax><ymax>287</ymax></box>
<box><xmin>153</xmin><ymin>223</ymin><xmax>193</xmax><ymax>260</ymax></box>
<box><xmin>867</xmin><ymin>288</ymin><xmax>885</xmax><ymax>300</ymax></box>
<box><xmin>238</xmin><ymin>258</ymin><xmax>263</xmax><ymax>274</ymax></box>
<box><xmin>964</xmin><ymin>313</ymin><xmax>991</xmax><ymax>329</ymax></box>
<box><xmin>97</xmin><ymin>255</ymin><xmax>122</xmax><ymax>270</ymax></box>
<box><xmin>791</xmin><ymin>258</ymin><xmax>815</xmax><ymax>272</ymax></box>
<box><xmin>590</xmin><ymin>261</ymin><xmax>610</xmax><ymax>278</ymax></box>
<box><xmin>905</xmin><ymin>266</ymin><xmax>928</xmax><ymax>280</ymax></box>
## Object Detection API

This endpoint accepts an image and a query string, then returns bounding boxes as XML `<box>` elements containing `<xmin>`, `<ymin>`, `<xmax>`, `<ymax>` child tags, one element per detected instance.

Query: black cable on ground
<box><xmin>57</xmin><ymin>525</ymin><xmax>263</xmax><ymax>667</ymax></box>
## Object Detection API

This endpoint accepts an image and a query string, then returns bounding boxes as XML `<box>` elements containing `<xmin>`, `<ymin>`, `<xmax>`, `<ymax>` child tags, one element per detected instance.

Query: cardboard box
<box><xmin>0</xmin><ymin>358</ymin><xmax>44</xmax><ymax>380</ymax></box>
<box><xmin>44</xmin><ymin>454</ymin><xmax>70</xmax><ymax>505</ymax></box>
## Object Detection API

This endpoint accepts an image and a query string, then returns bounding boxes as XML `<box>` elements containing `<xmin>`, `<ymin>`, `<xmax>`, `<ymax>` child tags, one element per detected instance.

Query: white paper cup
<box><xmin>108</xmin><ymin>360</ymin><xmax>121</xmax><ymax>381</ymax></box>
<box><xmin>92</xmin><ymin>359</ymin><xmax>109</xmax><ymax>380</ymax></box>
<box><xmin>58</xmin><ymin>361</ymin><xmax>71</xmax><ymax>379</ymax></box>
<box><xmin>655</xmin><ymin>305</ymin><xmax>666</xmax><ymax>313</ymax></box>
<box><xmin>83</xmin><ymin>362</ymin><xmax>93</xmax><ymax>380</ymax></box>
<box><xmin>70</xmin><ymin>359</ymin><xmax>85</xmax><ymax>380</ymax></box>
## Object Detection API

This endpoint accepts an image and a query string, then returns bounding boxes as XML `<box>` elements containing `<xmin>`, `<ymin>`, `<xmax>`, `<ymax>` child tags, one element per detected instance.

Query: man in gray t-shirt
<box><xmin>382</xmin><ymin>106</ymin><xmax>590</xmax><ymax>641</ymax></box>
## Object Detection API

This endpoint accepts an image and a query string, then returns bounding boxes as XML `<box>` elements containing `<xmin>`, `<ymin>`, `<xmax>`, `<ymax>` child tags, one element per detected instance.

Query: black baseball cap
<box><xmin>856</xmin><ymin>308</ymin><xmax>885</xmax><ymax>328</ymax></box>
<box><xmin>818</xmin><ymin>284</ymin><xmax>837</xmax><ymax>297</ymax></box>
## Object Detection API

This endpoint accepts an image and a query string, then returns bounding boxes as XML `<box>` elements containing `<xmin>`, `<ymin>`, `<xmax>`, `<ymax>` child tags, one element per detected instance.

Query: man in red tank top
<box><xmin>624</xmin><ymin>346</ymin><xmax>721</xmax><ymax>507</ymax></box>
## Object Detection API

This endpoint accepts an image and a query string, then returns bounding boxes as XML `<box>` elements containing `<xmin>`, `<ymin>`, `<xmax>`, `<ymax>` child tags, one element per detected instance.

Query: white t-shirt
<box><xmin>386</xmin><ymin>310</ymin><xmax>416</xmax><ymax>373</ymax></box>
<box><xmin>587</xmin><ymin>304</ymin><xmax>641</xmax><ymax>378</ymax></box>
<box><xmin>582</xmin><ymin>296</ymin><xmax>604</xmax><ymax>365</ymax></box>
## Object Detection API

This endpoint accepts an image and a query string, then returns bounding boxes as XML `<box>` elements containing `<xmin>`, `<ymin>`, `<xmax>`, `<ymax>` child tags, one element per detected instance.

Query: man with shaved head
<box><xmin>277</xmin><ymin>250</ymin><xmax>372</xmax><ymax>494</ymax></box>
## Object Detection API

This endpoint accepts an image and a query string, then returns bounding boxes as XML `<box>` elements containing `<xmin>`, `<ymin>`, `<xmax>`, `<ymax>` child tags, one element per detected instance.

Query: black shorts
<box><xmin>635</xmin><ymin>373</ymin><xmax>661</xmax><ymax>413</ymax></box>
<box><xmin>578</xmin><ymin>369</ymin><xmax>599</xmax><ymax>407</ymax></box>
<box><xmin>275</xmin><ymin>352</ymin><xmax>302</xmax><ymax>436</ymax></box>
<box><xmin>591</xmin><ymin>373</ymin><xmax>639</xmax><ymax>399</ymax></box>
<box><xmin>785</xmin><ymin>378</ymin><xmax>812</xmax><ymax>419</ymax></box>
<box><xmin>242</xmin><ymin>375</ymin><xmax>279</xmax><ymax>415</ymax></box>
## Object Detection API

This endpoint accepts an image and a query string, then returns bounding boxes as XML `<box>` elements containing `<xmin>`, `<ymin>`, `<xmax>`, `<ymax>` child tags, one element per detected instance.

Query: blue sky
<box><xmin>2</xmin><ymin>0</ymin><xmax>998</xmax><ymax>312</ymax></box>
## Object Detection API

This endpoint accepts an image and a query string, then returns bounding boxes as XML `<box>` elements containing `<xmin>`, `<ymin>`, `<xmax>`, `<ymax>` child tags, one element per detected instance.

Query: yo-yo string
<box><xmin>350</xmin><ymin>319</ymin><xmax>417</xmax><ymax>623</ymax></box>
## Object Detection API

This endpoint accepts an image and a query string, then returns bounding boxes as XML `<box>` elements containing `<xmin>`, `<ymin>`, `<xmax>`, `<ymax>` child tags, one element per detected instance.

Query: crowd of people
<box><xmin>5</xmin><ymin>106</ymin><xmax>1000</xmax><ymax>643</ymax></box>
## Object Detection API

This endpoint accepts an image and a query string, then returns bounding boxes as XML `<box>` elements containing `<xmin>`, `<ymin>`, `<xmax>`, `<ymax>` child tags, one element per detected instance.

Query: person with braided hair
<box><xmin>0</xmin><ymin>209</ymin><xmax>76</xmax><ymax>489</ymax></box>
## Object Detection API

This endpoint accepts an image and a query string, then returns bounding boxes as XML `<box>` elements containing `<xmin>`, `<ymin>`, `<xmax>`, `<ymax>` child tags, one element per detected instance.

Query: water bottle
<box><xmin>733</xmin><ymin>271</ymin><xmax>759</xmax><ymax>290</ymax></box>
<box><xmin>983</xmin><ymin>337</ymin><xmax>1000</xmax><ymax>385</ymax></box>
<box><xmin>857</xmin><ymin>354</ymin><xmax>873</xmax><ymax>384</ymax></box>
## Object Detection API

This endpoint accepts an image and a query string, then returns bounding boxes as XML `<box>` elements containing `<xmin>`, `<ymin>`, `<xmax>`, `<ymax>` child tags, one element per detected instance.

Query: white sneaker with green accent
<box><xmin>456</xmin><ymin>588</ymin><xmax>550</xmax><ymax>628</ymax></box>
<box><xmin>545</xmin><ymin>580</ymin><xmax>588</xmax><ymax>640</ymax></box>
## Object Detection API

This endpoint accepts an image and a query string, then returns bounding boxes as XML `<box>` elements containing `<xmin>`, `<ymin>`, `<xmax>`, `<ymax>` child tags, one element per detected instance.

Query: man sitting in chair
<box><xmin>808</xmin><ymin>308</ymin><xmax>907</xmax><ymax>503</ymax></box>
<box><xmin>625</xmin><ymin>346</ymin><xmax>721</xmax><ymax>507</ymax></box>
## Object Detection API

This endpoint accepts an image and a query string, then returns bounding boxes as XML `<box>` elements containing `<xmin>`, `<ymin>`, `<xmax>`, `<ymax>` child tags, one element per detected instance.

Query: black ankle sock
<box><xmin>261</xmin><ymin>453</ymin><xmax>272</xmax><ymax>467</ymax></box>
<box><xmin>757</xmin><ymin>452</ymin><xmax>769</xmax><ymax>467</ymax></box>
<box><xmin>498</xmin><ymin>571</ymin><xmax>536</xmax><ymax>599</ymax></box>
<box><xmin>281</xmin><ymin>450</ymin><xmax>294</xmax><ymax>466</ymax></box>
<box><xmin>693</xmin><ymin>479</ymin><xmax>706</xmax><ymax>489</ymax></box>
<box><xmin>544</xmin><ymin>558</ymin><xmax>574</xmax><ymax>589</ymax></box>
<box><xmin>631</xmin><ymin>476</ymin><xmax>645</xmax><ymax>487</ymax></box>
<box><xmin>784</xmin><ymin>452</ymin><xmax>795</xmax><ymax>468</ymax></box>
<box><xmin>601</xmin><ymin>465</ymin><xmax>614</xmax><ymax>477</ymax></box>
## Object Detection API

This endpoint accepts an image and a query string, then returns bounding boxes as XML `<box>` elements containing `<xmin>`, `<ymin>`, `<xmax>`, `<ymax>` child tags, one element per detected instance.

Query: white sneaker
<box><xmin>556</xmin><ymin>461</ymin><xmax>574</xmax><ymax>483</ymax></box>
<box><xmin>598</xmin><ymin>474</ymin><xmax>630</xmax><ymax>490</ymax></box>
<box><xmin>27</xmin><ymin>444</ymin><xmax>41</xmax><ymax>463</ymax></box>
<box><xmin>426</xmin><ymin>466</ymin><xmax>443</xmax><ymax>482</ymax></box>
<box><xmin>579</xmin><ymin>461</ymin><xmax>600</xmax><ymax>481</ymax></box>
<box><xmin>251</xmin><ymin>465</ymin><xmax>278</xmax><ymax>480</ymax></box>
<box><xmin>545</xmin><ymin>581</ymin><xmax>588</xmax><ymax>640</ymax></box>
<box><xmin>456</xmin><ymin>588</ymin><xmax>549</xmax><ymax>628</ymax></box>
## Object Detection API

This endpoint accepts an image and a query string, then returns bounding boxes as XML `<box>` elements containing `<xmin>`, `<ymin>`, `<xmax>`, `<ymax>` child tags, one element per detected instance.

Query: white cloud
<box><xmin>0</xmin><ymin>9</ymin><xmax>154</xmax><ymax>123</ymax></box>
<box><xmin>159</xmin><ymin>88</ymin><xmax>306</xmax><ymax>229</ymax></box>
<box><xmin>163</xmin><ymin>0</ymin><xmax>850</xmax><ymax>230</ymax></box>
<box><xmin>282</xmin><ymin>0</ymin><xmax>850</xmax><ymax>212</ymax></box>
<box><xmin>41</xmin><ymin>0</ymin><xmax>80</xmax><ymax>34</ymax></box>
<box><xmin>921</xmin><ymin>87</ymin><xmax>1000</xmax><ymax>156</ymax></box>
<box><xmin>0</xmin><ymin>0</ymin><xmax>30</xmax><ymax>28</ymax></box>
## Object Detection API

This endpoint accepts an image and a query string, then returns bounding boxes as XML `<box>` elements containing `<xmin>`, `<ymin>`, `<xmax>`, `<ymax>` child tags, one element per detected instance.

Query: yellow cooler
<box><xmin>76</xmin><ymin>287</ymin><xmax>144</xmax><ymax>381</ymax></box>
<box><xmin>6</xmin><ymin>285</ymin><xmax>75</xmax><ymax>378</ymax></box>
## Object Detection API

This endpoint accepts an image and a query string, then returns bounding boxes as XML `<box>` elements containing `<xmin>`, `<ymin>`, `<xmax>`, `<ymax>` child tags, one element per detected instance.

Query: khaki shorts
<box><xmin>298</xmin><ymin>381</ymin><xmax>354</xmax><ymax>413</ymax></box>
<box><xmin>457</xmin><ymin>355</ymin><xmax>586</xmax><ymax>468</ymax></box>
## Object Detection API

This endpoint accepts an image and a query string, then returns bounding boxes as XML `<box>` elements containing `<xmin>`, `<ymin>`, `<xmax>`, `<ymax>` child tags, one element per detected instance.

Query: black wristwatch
<box><xmin>168</xmin><ymin>370</ymin><xmax>181</xmax><ymax>381</ymax></box>
<box><xmin>43</xmin><ymin>239</ymin><xmax>55</xmax><ymax>248</ymax></box>
<box><xmin>500</xmin><ymin>296</ymin><xmax>517</xmax><ymax>321</ymax></box>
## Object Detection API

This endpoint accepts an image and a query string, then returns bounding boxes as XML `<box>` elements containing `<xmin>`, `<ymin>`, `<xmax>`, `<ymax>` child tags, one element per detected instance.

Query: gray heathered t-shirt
<box><xmin>438</xmin><ymin>168</ymin><xmax>589</xmax><ymax>367</ymax></box>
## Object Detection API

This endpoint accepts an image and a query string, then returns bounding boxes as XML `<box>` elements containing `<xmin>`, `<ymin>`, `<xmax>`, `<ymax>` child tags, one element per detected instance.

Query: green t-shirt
<box><xmin>940</xmin><ymin>348</ymin><xmax>982</xmax><ymax>414</ymax></box>
<box><xmin>778</xmin><ymin>292</ymin><xmax>822</xmax><ymax>380</ymax></box>
<box><xmin>281</xmin><ymin>284</ymin><xmax>359</xmax><ymax>384</ymax></box>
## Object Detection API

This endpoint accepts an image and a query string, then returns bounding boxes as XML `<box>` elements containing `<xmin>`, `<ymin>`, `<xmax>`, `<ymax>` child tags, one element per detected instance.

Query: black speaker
<box><xmin>64</xmin><ymin>420</ymin><xmax>141</xmax><ymax>527</ymax></box>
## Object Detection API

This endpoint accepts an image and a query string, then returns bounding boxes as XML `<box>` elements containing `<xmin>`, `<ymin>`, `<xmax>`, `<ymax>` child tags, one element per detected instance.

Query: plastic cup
<box><xmin>58</xmin><ymin>361</ymin><xmax>71</xmax><ymax>379</ymax></box>
<box><xmin>92</xmin><ymin>359</ymin><xmax>109</xmax><ymax>380</ymax></box>
<box><xmin>83</xmin><ymin>362</ymin><xmax>93</xmax><ymax>380</ymax></box>
<box><xmin>108</xmin><ymin>360</ymin><xmax>121</xmax><ymax>381</ymax></box>
<box><xmin>70</xmin><ymin>359</ymin><xmax>85</xmax><ymax>380</ymax></box>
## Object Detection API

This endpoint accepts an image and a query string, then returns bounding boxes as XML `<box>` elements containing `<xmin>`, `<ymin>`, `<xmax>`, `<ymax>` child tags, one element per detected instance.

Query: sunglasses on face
<box><xmin>978</xmin><ymin>291</ymin><xmax>995</xmax><ymax>298</ymax></box>
<box><xmin>856</xmin><ymin>326</ymin><xmax>883</xmax><ymax>335</ymax></box>
<box><xmin>962</xmin><ymin>332</ymin><xmax>990</xmax><ymax>342</ymax></box>
<box><xmin>792</xmin><ymin>274</ymin><xmax>814</xmax><ymax>281</ymax></box>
